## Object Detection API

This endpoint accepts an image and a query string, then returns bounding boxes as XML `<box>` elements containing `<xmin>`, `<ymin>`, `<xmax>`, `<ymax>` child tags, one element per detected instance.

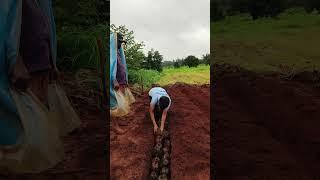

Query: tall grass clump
<box><xmin>57</xmin><ymin>24</ymin><xmax>107</xmax><ymax>72</ymax></box>
<box><xmin>128</xmin><ymin>69</ymin><xmax>161</xmax><ymax>88</ymax></box>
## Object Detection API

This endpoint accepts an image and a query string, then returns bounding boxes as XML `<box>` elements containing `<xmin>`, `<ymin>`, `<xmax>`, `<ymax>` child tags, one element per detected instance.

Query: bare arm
<box><xmin>160</xmin><ymin>109</ymin><xmax>168</xmax><ymax>132</ymax></box>
<box><xmin>149</xmin><ymin>105</ymin><xmax>158</xmax><ymax>133</ymax></box>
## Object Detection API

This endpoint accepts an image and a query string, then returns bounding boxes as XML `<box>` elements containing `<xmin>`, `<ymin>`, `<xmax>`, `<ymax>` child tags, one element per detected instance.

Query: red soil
<box><xmin>213</xmin><ymin>66</ymin><xmax>320</xmax><ymax>179</ymax></box>
<box><xmin>110</xmin><ymin>84</ymin><xmax>210</xmax><ymax>179</ymax></box>
<box><xmin>4</xmin><ymin>72</ymin><xmax>107</xmax><ymax>180</ymax></box>
<box><xmin>110</xmin><ymin>95</ymin><xmax>154</xmax><ymax>179</ymax></box>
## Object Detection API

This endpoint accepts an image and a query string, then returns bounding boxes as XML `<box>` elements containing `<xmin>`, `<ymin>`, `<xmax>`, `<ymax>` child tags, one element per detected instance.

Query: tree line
<box><xmin>110</xmin><ymin>25</ymin><xmax>210</xmax><ymax>73</ymax></box>
<box><xmin>212</xmin><ymin>0</ymin><xmax>320</xmax><ymax>21</ymax></box>
<box><xmin>167</xmin><ymin>54</ymin><xmax>210</xmax><ymax>68</ymax></box>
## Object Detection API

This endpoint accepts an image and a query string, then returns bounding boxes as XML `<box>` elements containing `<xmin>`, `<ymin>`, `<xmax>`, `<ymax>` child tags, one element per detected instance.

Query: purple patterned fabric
<box><xmin>116</xmin><ymin>50</ymin><xmax>127</xmax><ymax>85</ymax></box>
<box><xmin>20</xmin><ymin>0</ymin><xmax>52</xmax><ymax>73</ymax></box>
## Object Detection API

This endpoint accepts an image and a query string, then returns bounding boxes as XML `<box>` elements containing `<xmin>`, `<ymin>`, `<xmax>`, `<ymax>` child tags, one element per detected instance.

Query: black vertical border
<box><xmin>106</xmin><ymin>0</ymin><xmax>110</xmax><ymax>178</ymax></box>
<box><xmin>210</xmin><ymin>0</ymin><xmax>215</xmax><ymax>179</ymax></box>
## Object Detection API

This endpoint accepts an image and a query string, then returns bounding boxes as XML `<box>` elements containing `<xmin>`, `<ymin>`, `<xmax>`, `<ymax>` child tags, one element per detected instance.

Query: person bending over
<box><xmin>148</xmin><ymin>87</ymin><xmax>171</xmax><ymax>133</ymax></box>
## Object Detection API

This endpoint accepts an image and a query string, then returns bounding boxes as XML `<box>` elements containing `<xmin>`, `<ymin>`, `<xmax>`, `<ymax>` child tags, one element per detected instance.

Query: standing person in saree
<box><xmin>0</xmin><ymin>0</ymin><xmax>79</xmax><ymax>173</ymax></box>
<box><xmin>110</xmin><ymin>32</ymin><xmax>135</xmax><ymax>134</ymax></box>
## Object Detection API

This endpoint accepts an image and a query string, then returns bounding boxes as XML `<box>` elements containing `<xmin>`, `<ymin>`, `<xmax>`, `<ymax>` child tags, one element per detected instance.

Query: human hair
<box><xmin>159</xmin><ymin>96</ymin><xmax>170</xmax><ymax>110</ymax></box>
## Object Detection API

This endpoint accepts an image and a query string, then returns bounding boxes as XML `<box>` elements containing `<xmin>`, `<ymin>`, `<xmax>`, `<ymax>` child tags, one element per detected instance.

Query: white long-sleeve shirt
<box><xmin>148</xmin><ymin>87</ymin><xmax>171</xmax><ymax>110</ymax></box>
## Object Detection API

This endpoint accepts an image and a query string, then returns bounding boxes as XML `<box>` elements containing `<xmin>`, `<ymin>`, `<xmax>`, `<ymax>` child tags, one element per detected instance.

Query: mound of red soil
<box><xmin>213</xmin><ymin>66</ymin><xmax>320</xmax><ymax>179</ymax></box>
<box><xmin>4</xmin><ymin>72</ymin><xmax>107</xmax><ymax>180</ymax></box>
<box><xmin>110</xmin><ymin>84</ymin><xmax>210</xmax><ymax>179</ymax></box>
<box><xmin>168</xmin><ymin>84</ymin><xmax>210</xmax><ymax>179</ymax></box>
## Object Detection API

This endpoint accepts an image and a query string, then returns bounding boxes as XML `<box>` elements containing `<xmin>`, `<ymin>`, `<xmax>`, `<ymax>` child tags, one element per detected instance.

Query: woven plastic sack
<box><xmin>110</xmin><ymin>90</ymin><xmax>129</xmax><ymax>117</ymax></box>
<box><xmin>48</xmin><ymin>83</ymin><xmax>81</xmax><ymax>136</ymax></box>
<box><xmin>0</xmin><ymin>89</ymin><xmax>64</xmax><ymax>173</ymax></box>
<box><xmin>124</xmin><ymin>88</ymin><xmax>135</xmax><ymax>105</ymax></box>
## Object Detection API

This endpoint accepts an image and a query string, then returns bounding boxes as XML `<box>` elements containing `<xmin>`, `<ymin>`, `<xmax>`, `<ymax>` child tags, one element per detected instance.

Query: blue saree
<box><xmin>109</xmin><ymin>32</ymin><xmax>129</xmax><ymax>109</ymax></box>
<box><xmin>0</xmin><ymin>0</ymin><xmax>57</xmax><ymax>145</ymax></box>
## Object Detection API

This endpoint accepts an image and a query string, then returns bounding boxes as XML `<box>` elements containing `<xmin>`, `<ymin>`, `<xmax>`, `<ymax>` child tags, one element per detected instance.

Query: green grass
<box><xmin>157</xmin><ymin>65</ymin><xmax>210</xmax><ymax>86</ymax></box>
<box><xmin>57</xmin><ymin>24</ymin><xmax>107</xmax><ymax>72</ymax></box>
<box><xmin>213</xmin><ymin>8</ymin><xmax>320</xmax><ymax>73</ymax></box>
<box><xmin>129</xmin><ymin>65</ymin><xmax>210</xmax><ymax>89</ymax></box>
<box><xmin>129</xmin><ymin>69</ymin><xmax>162</xmax><ymax>88</ymax></box>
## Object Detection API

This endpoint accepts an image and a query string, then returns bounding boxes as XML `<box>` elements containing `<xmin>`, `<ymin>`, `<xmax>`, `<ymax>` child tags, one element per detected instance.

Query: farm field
<box><xmin>213</xmin><ymin>9</ymin><xmax>320</xmax><ymax>72</ymax></box>
<box><xmin>110</xmin><ymin>83</ymin><xmax>210</xmax><ymax>179</ymax></box>
<box><xmin>213</xmin><ymin>9</ymin><xmax>320</xmax><ymax>178</ymax></box>
<box><xmin>130</xmin><ymin>65</ymin><xmax>210</xmax><ymax>91</ymax></box>
<box><xmin>157</xmin><ymin>65</ymin><xmax>210</xmax><ymax>86</ymax></box>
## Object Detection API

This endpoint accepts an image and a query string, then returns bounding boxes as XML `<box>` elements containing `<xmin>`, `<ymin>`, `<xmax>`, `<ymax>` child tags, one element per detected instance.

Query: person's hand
<box><xmin>153</xmin><ymin>124</ymin><xmax>159</xmax><ymax>134</ymax></box>
<box><xmin>113</xmin><ymin>80</ymin><xmax>119</xmax><ymax>90</ymax></box>
<box><xmin>10</xmin><ymin>56</ymin><xmax>30</xmax><ymax>91</ymax></box>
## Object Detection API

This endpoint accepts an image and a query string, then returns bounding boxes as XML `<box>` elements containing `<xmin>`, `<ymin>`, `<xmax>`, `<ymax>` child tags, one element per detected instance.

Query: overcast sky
<box><xmin>111</xmin><ymin>0</ymin><xmax>210</xmax><ymax>61</ymax></box>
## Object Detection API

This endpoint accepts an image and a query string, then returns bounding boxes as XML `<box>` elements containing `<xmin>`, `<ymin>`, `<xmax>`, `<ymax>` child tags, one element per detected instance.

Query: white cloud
<box><xmin>111</xmin><ymin>0</ymin><xmax>210</xmax><ymax>60</ymax></box>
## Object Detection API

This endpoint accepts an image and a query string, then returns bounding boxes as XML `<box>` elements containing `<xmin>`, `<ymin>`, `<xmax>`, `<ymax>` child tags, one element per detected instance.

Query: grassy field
<box><xmin>157</xmin><ymin>65</ymin><xmax>210</xmax><ymax>86</ymax></box>
<box><xmin>212</xmin><ymin>8</ymin><xmax>320</xmax><ymax>73</ymax></box>
<box><xmin>129</xmin><ymin>65</ymin><xmax>210</xmax><ymax>90</ymax></box>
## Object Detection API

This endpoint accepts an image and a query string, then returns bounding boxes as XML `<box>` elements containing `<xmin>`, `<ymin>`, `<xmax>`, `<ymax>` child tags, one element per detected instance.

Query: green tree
<box><xmin>183</xmin><ymin>55</ymin><xmax>200</xmax><ymax>67</ymax></box>
<box><xmin>110</xmin><ymin>24</ymin><xmax>145</xmax><ymax>70</ymax></box>
<box><xmin>201</xmin><ymin>54</ymin><xmax>210</xmax><ymax>65</ymax></box>
<box><xmin>173</xmin><ymin>60</ymin><xmax>181</xmax><ymax>68</ymax></box>
<box><xmin>142</xmin><ymin>49</ymin><xmax>163</xmax><ymax>72</ymax></box>
<box><xmin>162</xmin><ymin>61</ymin><xmax>174</xmax><ymax>67</ymax></box>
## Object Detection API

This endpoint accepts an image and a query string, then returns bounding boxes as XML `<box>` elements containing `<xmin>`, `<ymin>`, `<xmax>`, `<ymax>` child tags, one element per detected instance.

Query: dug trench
<box><xmin>149</xmin><ymin>120</ymin><xmax>171</xmax><ymax>180</ymax></box>
<box><xmin>213</xmin><ymin>64</ymin><xmax>320</xmax><ymax>179</ymax></box>
<box><xmin>3</xmin><ymin>71</ymin><xmax>107</xmax><ymax>180</ymax></box>
<box><xmin>111</xmin><ymin>83</ymin><xmax>210</xmax><ymax>179</ymax></box>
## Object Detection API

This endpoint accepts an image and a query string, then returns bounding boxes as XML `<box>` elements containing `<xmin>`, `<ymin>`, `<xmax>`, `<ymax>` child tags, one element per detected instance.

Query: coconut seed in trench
<box><xmin>162</xmin><ymin>158</ymin><xmax>169</xmax><ymax>167</ymax></box>
<box><xmin>163</xmin><ymin>152</ymin><xmax>170</xmax><ymax>160</ymax></box>
<box><xmin>150</xmin><ymin>171</ymin><xmax>158</xmax><ymax>179</ymax></box>
<box><xmin>164</xmin><ymin>139</ymin><xmax>170</xmax><ymax>148</ymax></box>
<box><xmin>163</xmin><ymin>146</ymin><xmax>169</xmax><ymax>154</ymax></box>
<box><xmin>153</xmin><ymin>143</ymin><xmax>163</xmax><ymax>157</ymax></box>
<box><xmin>152</xmin><ymin>159</ymin><xmax>160</xmax><ymax>171</ymax></box>
<box><xmin>161</xmin><ymin>167</ymin><xmax>169</xmax><ymax>175</ymax></box>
